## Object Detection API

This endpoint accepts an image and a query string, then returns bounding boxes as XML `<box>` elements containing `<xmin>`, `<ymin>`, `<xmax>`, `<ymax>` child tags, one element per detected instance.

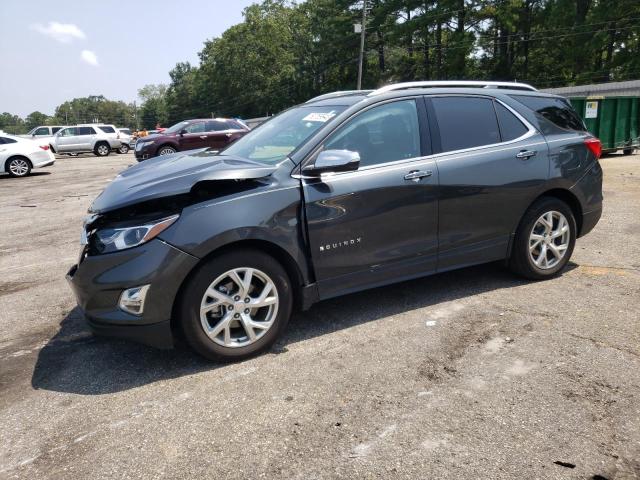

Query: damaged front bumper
<box><xmin>66</xmin><ymin>238</ymin><xmax>199</xmax><ymax>349</ymax></box>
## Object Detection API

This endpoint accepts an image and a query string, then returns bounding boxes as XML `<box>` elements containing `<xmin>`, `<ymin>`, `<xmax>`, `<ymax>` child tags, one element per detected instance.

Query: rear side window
<box><xmin>431</xmin><ymin>97</ymin><xmax>500</xmax><ymax>152</ymax></box>
<box><xmin>511</xmin><ymin>95</ymin><xmax>586</xmax><ymax>131</ymax></box>
<box><xmin>52</xmin><ymin>127</ymin><xmax>62</xmax><ymax>134</ymax></box>
<box><xmin>97</xmin><ymin>126</ymin><xmax>115</xmax><ymax>133</ymax></box>
<box><xmin>78</xmin><ymin>127</ymin><xmax>95</xmax><ymax>135</ymax></box>
<box><xmin>205</xmin><ymin>120</ymin><xmax>227</xmax><ymax>132</ymax></box>
<box><xmin>495</xmin><ymin>102</ymin><xmax>529</xmax><ymax>141</ymax></box>
<box><xmin>0</xmin><ymin>137</ymin><xmax>17</xmax><ymax>144</ymax></box>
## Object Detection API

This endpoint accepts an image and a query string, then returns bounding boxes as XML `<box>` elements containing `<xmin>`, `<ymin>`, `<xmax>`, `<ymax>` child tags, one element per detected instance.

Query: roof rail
<box><xmin>306</xmin><ymin>90</ymin><xmax>373</xmax><ymax>103</ymax></box>
<box><xmin>368</xmin><ymin>81</ymin><xmax>537</xmax><ymax>96</ymax></box>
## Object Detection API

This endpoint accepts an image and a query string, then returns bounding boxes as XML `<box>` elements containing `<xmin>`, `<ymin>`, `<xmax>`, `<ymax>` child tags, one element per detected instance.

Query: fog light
<box><xmin>118</xmin><ymin>285</ymin><xmax>150</xmax><ymax>315</ymax></box>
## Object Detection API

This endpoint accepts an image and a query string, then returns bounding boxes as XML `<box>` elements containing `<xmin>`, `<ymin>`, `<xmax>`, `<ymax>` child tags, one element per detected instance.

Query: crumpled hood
<box><xmin>90</xmin><ymin>149</ymin><xmax>279</xmax><ymax>213</ymax></box>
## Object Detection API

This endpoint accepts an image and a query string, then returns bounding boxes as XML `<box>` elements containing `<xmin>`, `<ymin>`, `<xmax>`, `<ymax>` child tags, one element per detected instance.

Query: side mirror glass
<box><xmin>303</xmin><ymin>149</ymin><xmax>360</xmax><ymax>176</ymax></box>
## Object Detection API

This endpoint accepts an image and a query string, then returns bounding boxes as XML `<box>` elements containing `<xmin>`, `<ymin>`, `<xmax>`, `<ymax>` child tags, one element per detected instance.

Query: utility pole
<box><xmin>357</xmin><ymin>0</ymin><xmax>367</xmax><ymax>90</ymax></box>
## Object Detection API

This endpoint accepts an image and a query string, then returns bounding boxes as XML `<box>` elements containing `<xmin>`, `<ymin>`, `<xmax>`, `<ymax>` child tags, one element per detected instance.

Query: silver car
<box><xmin>52</xmin><ymin>125</ymin><xmax>122</xmax><ymax>157</ymax></box>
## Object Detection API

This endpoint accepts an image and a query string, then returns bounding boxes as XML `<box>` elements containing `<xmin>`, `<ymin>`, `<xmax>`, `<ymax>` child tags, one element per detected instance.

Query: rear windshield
<box><xmin>511</xmin><ymin>95</ymin><xmax>586</xmax><ymax>131</ymax></box>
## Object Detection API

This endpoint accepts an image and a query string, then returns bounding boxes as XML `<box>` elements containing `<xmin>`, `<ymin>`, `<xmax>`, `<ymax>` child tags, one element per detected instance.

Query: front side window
<box><xmin>223</xmin><ymin>105</ymin><xmax>347</xmax><ymax>164</ymax></box>
<box><xmin>60</xmin><ymin>128</ymin><xmax>77</xmax><ymax>137</ymax></box>
<box><xmin>34</xmin><ymin>127</ymin><xmax>49</xmax><ymax>136</ymax></box>
<box><xmin>323</xmin><ymin>99</ymin><xmax>421</xmax><ymax>167</ymax></box>
<box><xmin>185</xmin><ymin>122</ymin><xmax>205</xmax><ymax>134</ymax></box>
<box><xmin>431</xmin><ymin>97</ymin><xmax>500</xmax><ymax>152</ymax></box>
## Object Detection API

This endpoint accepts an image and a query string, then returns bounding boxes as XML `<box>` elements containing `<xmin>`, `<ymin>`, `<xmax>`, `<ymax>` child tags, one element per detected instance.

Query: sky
<box><xmin>0</xmin><ymin>0</ymin><xmax>257</xmax><ymax>117</ymax></box>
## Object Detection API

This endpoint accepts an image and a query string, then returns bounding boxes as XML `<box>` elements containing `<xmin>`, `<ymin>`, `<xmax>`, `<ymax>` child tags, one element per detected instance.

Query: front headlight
<box><xmin>93</xmin><ymin>214</ymin><xmax>179</xmax><ymax>254</ymax></box>
<box><xmin>138</xmin><ymin>140</ymin><xmax>155</xmax><ymax>148</ymax></box>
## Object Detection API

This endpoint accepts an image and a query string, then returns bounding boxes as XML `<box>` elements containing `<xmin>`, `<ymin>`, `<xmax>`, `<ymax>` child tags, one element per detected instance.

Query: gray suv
<box><xmin>52</xmin><ymin>125</ymin><xmax>122</xmax><ymax>156</ymax></box>
<box><xmin>67</xmin><ymin>81</ymin><xmax>603</xmax><ymax>361</ymax></box>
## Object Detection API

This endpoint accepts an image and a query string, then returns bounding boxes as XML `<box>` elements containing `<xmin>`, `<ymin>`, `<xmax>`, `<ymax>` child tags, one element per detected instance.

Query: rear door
<box><xmin>427</xmin><ymin>95</ymin><xmax>549</xmax><ymax>270</ymax></box>
<box><xmin>78</xmin><ymin>126</ymin><xmax>97</xmax><ymax>150</ymax></box>
<box><xmin>302</xmin><ymin>98</ymin><xmax>439</xmax><ymax>299</ymax></box>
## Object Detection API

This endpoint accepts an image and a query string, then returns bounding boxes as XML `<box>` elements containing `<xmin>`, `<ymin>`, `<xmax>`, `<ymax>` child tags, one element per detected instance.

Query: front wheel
<box><xmin>179</xmin><ymin>249</ymin><xmax>293</xmax><ymax>362</ymax></box>
<box><xmin>117</xmin><ymin>144</ymin><xmax>129</xmax><ymax>154</ymax></box>
<box><xmin>623</xmin><ymin>148</ymin><xmax>634</xmax><ymax>155</ymax></box>
<box><xmin>157</xmin><ymin>145</ymin><xmax>177</xmax><ymax>156</ymax></box>
<box><xmin>509</xmin><ymin>197</ymin><xmax>576</xmax><ymax>280</ymax></box>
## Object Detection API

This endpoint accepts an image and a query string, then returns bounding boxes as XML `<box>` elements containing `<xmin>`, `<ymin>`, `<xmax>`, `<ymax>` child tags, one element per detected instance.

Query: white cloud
<box><xmin>31</xmin><ymin>21</ymin><xmax>86</xmax><ymax>43</ymax></box>
<box><xmin>80</xmin><ymin>50</ymin><xmax>99</xmax><ymax>67</ymax></box>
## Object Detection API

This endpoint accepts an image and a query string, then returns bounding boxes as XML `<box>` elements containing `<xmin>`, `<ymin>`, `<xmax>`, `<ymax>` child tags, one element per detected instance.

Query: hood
<box><xmin>89</xmin><ymin>149</ymin><xmax>279</xmax><ymax>213</ymax></box>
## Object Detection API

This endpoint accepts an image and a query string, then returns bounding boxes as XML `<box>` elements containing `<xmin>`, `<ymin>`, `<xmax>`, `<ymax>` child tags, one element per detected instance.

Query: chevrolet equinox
<box><xmin>67</xmin><ymin>81</ymin><xmax>603</xmax><ymax>361</ymax></box>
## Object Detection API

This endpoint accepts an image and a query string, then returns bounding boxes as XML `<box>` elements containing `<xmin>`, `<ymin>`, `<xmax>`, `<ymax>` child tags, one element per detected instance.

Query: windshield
<box><xmin>164</xmin><ymin>121</ymin><xmax>190</xmax><ymax>134</ymax></box>
<box><xmin>223</xmin><ymin>105</ymin><xmax>346</xmax><ymax>164</ymax></box>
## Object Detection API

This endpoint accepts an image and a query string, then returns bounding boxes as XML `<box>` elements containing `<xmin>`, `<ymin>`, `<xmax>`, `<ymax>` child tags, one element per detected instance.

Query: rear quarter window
<box><xmin>511</xmin><ymin>95</ymin><xmax>586</xmax><ymax>131</ymax></box>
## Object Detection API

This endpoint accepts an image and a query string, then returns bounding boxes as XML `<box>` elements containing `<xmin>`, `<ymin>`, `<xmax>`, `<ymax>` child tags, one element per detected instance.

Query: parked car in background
<box><xmin>116</xmin><ymin>128</ymin><xmax>133</xmax><ymax>154</ymax></box>
<box><xmin>20</xmin><ymin>125</ymin><xmax>66</xmax><ymax>139</ymax></box>
<box><xmin>51</xmin><ymin>125</ymin><xmax>121</xmax><ymax>157</ymax></box>
<box><xmin>1</xmin><ymin>134</ymin><xmax>55</xmax><ymax>177</ymax></box>
<box><xmin>68</xmin><ymin>81</ymin><xmax>603</xmax><ymax>361</ymax></box>
<box><xmin>134</xmin><ymin>119</ymin><xmax>249</xmax><ymax>161</ymax></box>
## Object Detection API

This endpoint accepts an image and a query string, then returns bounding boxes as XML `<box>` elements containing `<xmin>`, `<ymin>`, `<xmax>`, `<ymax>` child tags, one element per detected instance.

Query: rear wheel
<box><xmin>509</xmin><ymin>197</ymin><xmax>576</xmax><ymax>280</ymax></box>
<box><xmin>6</xmin><ymin>157</ymin><xmax>32</xmax><ymax>177</ymax></box>
<box><xmin>623</xmin><ymin>148</ymin><xmax>634</xmax><ymax>155</ymax></box>
<box><xmin>179</xmin><ymin>249</ymin><xmax>293</xmax><ymax>362</ymax></box>
<box><xmin>94</xmin><ymin>142</ymin><xmax>110</xmax><ymax>157</ymax></box>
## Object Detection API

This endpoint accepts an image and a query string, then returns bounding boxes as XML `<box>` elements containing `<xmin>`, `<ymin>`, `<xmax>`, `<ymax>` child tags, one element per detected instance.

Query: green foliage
<box><xmin>3</xmin><ymin>0</ymin><xmax>639</xmax><ymax>126</ymax></box>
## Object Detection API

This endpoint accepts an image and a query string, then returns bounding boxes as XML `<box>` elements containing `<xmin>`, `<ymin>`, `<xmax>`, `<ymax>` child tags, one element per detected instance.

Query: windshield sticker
<box><xmin>303</xmin><ymin>111</ymin><xmax>336</xmax><ymax>123</ymax></box>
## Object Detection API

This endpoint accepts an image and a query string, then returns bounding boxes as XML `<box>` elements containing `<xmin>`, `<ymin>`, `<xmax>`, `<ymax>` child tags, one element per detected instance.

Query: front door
<box><xmin>302</xmin><ymin>98</ymin><xmax>439</xmax><ymax>299</ymax></box>
<box><xmin>426</xmin><ymin>95</ymin><xmax>549</xmax><ymax>270</ymax></box>
<box><xmin>178</xmin><ymin>121</ymin><xmax>208</xmax><ymax>150</ymax></box>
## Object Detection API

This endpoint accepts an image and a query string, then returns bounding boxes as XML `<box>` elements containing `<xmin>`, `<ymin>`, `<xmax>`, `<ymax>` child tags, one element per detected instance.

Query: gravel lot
<box><xmin>1</xmin><ymin>152</ymin><xmax>639</xmax><ymax>479</ymax></box>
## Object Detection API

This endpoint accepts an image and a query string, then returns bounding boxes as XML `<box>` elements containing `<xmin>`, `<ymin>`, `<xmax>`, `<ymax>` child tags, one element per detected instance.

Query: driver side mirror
<box><xmin>303</xmin><ymin>149</ymin><xmax>360</xmax><ymax>176</ymax></box>
<box><xmin>179</xmin><ymin>129</ymin><xmax>187</xmax><ymax>136</ymax></box>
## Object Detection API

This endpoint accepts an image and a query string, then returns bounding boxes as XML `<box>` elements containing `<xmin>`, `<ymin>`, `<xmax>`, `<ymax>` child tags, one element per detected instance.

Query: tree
<box><xmin>25</xmin><ymin>111</ymin><xmax>50</xmax><ymax>130</ymax></box>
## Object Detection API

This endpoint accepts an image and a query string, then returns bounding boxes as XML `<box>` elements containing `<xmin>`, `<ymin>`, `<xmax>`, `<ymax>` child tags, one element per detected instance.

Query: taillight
<box><xmin>39</xmin><ymin>145</ymin><xmax>50</xmax><ymax>151</ymax></box>
<box><xmin>584</xmin><ymin>137</ymin><xmax>602</xmax><ymax>159</ymax></box>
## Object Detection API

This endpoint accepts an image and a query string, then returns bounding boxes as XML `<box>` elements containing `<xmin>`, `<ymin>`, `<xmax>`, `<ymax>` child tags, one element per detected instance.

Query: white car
<box><xmin>1</xmin><ymin>134</ymin><xmax>55</xmax><ymax>177</ymax></box>
<box><xmin>116</xmin><ymin>128</ymin><xmax>133</xmax><ymax>154</ymax></box>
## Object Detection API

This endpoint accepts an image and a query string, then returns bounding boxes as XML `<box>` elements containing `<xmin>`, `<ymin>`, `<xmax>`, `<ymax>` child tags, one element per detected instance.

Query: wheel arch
<box><xmin>519</xmin><ymin>188</ymin><xmax>583</xmax><ymax>237</ymax></box>
<box><xmin>170</xmin><ymin>238</ymin><xmax>306</xmax><ymax>337</ymax></box>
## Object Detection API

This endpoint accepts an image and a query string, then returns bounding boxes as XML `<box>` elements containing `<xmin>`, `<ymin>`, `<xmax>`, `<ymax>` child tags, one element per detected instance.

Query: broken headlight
<box><xmin>93</xmin><ymin>214</ymin><xmax>179</xmax><ymax>254</ymax></box>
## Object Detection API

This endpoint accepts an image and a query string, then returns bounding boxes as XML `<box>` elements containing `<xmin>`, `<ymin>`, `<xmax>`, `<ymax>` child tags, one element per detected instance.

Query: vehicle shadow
<box><xmin>0</xmin><ymin>171</ymin><xmax>52</xmax><ymax>180</ymax></box>
<box><xmin>31</xmin><ymin>262</ymin><xmax>573</xmax><ymax>395</ymax></box>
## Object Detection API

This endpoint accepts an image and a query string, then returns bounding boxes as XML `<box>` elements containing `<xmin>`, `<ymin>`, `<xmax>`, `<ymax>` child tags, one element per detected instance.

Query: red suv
<box><xmin>134</xmin><ymin>118</ymin><xmax>249</xmax><ymax>161</ymax></box>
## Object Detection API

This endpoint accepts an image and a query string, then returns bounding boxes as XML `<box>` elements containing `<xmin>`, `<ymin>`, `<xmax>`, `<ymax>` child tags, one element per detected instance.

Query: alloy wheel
<box><xmin>200</xmin><ymin>267</ymin><xmax>279</xmax><ymax>348</ymax></box>
<box><xmin>528</xmin><ymin>210</ymin><xmax>570</xmax><ymax>269</ymax></box>
<box><xmin>8</xmin><ymin>159</ymin><xmax>30</xmax><ymax>176</ymax></box>
<box><xmin>159</xmin><ymin>147</ymin><xmax>176</xmax><ymax>156</ymax></box>
<box><xmin>97</xmin><ymin>145</ymin><xmax>109</xmax><ymax>156</ymax></box>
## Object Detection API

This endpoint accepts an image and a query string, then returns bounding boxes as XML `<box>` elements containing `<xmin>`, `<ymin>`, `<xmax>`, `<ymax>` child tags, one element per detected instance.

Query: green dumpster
<box><xmin>569</xmin><ymin>96</ymin><xmax>639</xmax><ymax>154</ymax></box>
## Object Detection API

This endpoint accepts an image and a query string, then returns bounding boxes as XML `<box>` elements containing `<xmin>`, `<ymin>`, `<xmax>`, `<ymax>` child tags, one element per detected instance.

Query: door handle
<box><xmin>516</xmin><ymin>150</ymin><xmax>537</xmax><ymax>159</ymax></box>
<box><xmin>199</xmin><ymin>135</ymin><xmax>208</xmax><ymax>139</ymax></box>
<box><xmin>404</xmin><ymin>170</ymin><xmax>433</xmax><ymax>182</ymax></box>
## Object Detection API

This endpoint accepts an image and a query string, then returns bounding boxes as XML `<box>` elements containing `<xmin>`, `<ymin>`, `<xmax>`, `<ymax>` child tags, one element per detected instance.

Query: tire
<box><xmin>509</xmin><ymin>197</ymin><xmax>577</xmax><ymax>280</ymax></box>
<box><xmin>6</xmin><ymin>156</ymin><xmax>32</xmax><ymax>177</ymax></box>
<box><xmin>94</xmin><ymin>142</ymin><xmax>110</xmax><ymax>157</ymax></box>
<box><xmin>157</xmin><ymin>145</ymin><xmax>177</xmax><ymax>156</ymax></box>
<box><xmin>49</xmin><ymin>144</ymin><xmax>56</xmax><ymax>154</ymax></box>
<box><xmin>117</xmin><ymin>144</ymin><xmax>129</xmax><ymax>154</ymax></box>
<box><xmin>179</xmin><ymin>249</ymin><xmax>293</xmax><ymax>362</ymax></box>
<box><xmin>623</xmin><ymin>148</ymin><xmax>634</xmax><ymax>155</ymax></box>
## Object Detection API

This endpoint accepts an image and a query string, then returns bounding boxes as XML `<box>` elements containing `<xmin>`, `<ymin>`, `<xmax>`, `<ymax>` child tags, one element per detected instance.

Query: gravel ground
<box><xmin>0</xmin><ymin>152</ymin><xmax>639</xmax><ymax>479</ymax></box>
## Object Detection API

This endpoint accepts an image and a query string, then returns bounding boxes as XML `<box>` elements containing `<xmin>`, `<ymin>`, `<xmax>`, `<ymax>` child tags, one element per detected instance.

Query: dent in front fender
<box><xmin>158</xmin><ymin>168</ymin><xmax>312</xmax><ymax>285</ymax></box>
